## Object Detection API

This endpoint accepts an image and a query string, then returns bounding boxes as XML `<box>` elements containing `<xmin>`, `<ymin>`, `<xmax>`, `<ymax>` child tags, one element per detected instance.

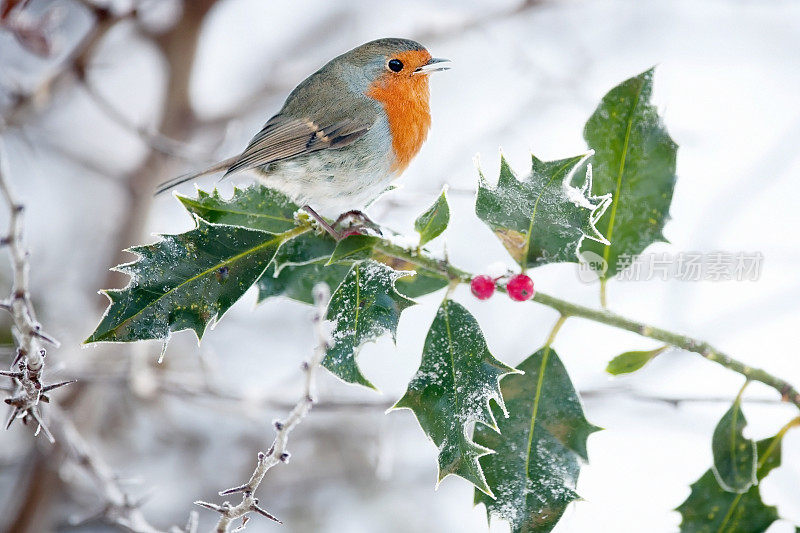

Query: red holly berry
<box><xmin>506</xmin><ymin>274</ymin><xmax>534</xmax><ymax>301</ymax></box>
<box><xmin>470</xmin><ymin>275</ymin><xmax>496</xmax><ymax>300</ymax></box>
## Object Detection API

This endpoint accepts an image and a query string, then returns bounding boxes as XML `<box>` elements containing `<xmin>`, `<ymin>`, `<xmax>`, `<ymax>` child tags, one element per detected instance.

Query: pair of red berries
<box><xmin>471</xmin><ymin>273</ymin><xmax>534</xmax><ymax>302</ymax></box>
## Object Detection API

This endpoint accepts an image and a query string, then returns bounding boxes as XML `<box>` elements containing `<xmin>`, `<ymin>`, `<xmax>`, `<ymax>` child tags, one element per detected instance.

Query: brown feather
<box><xmin>225</xmin><ymin>116</ymin><xmax>372</xmax><ymax>176</ymax></box>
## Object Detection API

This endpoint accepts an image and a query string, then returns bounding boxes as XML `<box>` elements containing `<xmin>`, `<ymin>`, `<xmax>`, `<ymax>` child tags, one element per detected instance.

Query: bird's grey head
<box><xmin>333</xmin><ymin>38</ymin><xmax>430</xmax><ymax>93</ymax></box>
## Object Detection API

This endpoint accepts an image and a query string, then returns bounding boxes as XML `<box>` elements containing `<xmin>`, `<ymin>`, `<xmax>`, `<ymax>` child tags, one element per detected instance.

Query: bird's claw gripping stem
<box><xmin>302</xmin><ymin>206</ymin><xmax>382</xmax><ymax>241</ymax></box>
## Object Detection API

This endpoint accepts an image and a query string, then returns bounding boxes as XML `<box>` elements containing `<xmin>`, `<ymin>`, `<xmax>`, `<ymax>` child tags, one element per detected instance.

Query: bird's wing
<box><xmin>225</xmin><ymin>115</ymin><xmax>373</xmax><ymax>176</ymax></box>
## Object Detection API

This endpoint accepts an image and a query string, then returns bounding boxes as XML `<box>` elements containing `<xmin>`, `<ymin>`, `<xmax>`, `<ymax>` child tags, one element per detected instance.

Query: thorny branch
<box><xmin>195</xmin><ymin>284</ymin><xmax>333</xmax><ymax>533</ymax></box>
<box><xmin>0</xmin><ymin>143</ymin><xmax>191</xmax><ymax>533</ymax></box>
<box><xmin>0</xmin><ymin>141</ymin><xmax>70</xmax><ymax>441</ymax></box>
<box><xmin>0</xmin><ymin>0</ymin><xmax>136</xmax><ymax>130</ymax></box>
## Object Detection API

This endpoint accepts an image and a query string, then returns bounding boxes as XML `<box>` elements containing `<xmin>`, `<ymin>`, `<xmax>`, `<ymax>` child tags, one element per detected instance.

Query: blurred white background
<box><xmin>1</xmin><ymin>0</ymin><xmax>799</xmax><ymax>531</ymax></box>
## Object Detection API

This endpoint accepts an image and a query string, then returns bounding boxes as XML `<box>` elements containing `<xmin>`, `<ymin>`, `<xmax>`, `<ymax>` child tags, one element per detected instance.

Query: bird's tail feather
<box><xmin>154</xmin><ymin>155</ymin><xmax>240</xmax><ymax>196</ymax></box>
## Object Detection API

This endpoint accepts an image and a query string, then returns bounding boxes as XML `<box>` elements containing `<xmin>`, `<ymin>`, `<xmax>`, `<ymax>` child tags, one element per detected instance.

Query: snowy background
<box><xmin>1</xmin><ymin>0</ymin><xmax>800</xmax><ymax>531</ymax></box>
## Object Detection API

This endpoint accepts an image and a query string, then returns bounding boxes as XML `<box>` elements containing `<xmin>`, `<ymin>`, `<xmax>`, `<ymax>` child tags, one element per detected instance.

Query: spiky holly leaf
<box><xmin>327</xmin><ymin>234</ymin><xmax>380</xmax><ymax>264</ymax></box>
<box><xmin>87</xmin><ymin>219</ymin><xmax>302</xmax><ymax>343</ymax></box>
<box><xmin>476</xmin><ymin>153</ymin><xmax>610</xmax><ymax>269</ymax></box>
<box><xmin>581</xmin><ymin>68</ymin><xmax>678</xmax><ymax>278</ymax></box>
<box><xmin>712</xmin><ymin>395</ymin><xmax>757</xmax><ymax>493</ymax></box>
<box><xmin>257</xmin><ymin>253</ymin><xmax>447</xmax><ymax>305</ymax></box>
<box><xmin>677</xmin><ymin>436</ymin><xmax>783</xmax><ymax>532</ymax></box>
<box><xmin>606</xmin><ymin>346</ymin><xmax>666</xmax><ymax>375</ymax></box>
<box><xmin>323</xmin><ymin>260</ymin><xmax>415</xmax><ymax>388</ymax></box>
<box><xmin>371</xmin><ymin>251</ymin><xmax>449</xmax><ymax>298</ymax></box>
<box><xmin>475</xmin><ymin>346</ymin><xmax>600</xmax><ymax>532</ymax></box>
<box><xmin>256</xmin><ymin>261</ymin><xmax>350</xmax><ymax>305</ymax></box>
<box><xmin>271</xmin><ymin>231</ymin><xmax>337</xmax><ymax>273</ymax></box>
<box><xmin>394</xmin><ymin>299</ymin><xmax>518</xmax><ymax>494</ymax></box>
<box><xmin>177</xmin><ymin>185</ymin><xmax>299</xmax><ymax>233</ymax></box>
<box><xmin>415</xmin><ymin>188</ymin><xmax>450</xmax><ymax>247</ymax></box>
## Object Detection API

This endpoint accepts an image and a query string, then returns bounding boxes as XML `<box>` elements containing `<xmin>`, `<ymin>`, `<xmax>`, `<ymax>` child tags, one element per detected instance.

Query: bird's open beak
<box><xmin>413</xmin><ymin>57</ymin><xmax>451</xmax><ymax>75</ymax></box>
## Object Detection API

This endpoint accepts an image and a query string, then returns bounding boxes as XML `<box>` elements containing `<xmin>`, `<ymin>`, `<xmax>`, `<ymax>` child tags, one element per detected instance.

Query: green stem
<box><xmin>599</xmin><ymin>279</ymin><xmax>608</xmax><ymax>309</ymax></box>
<box><xmin>375</xmin><ymin>239</ymin><xmax>800</xmax><ymax>410</ymax></box>
<box><xmin>545</xmin><ymin>315</ymin><xmax>568</xmax><ymax>347</ymax></box>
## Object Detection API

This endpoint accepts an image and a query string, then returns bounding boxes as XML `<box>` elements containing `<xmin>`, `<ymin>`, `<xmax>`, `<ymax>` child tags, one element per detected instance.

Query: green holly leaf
<box><xmin>605</xmin><ymin>346</ymin><xmax>667</xmax><ymax>375</ymax></box>
<box><xmin>475</xmin><ymin>346</ymin><xmax>600</xmax><ymax>532</ymax></box>
<box><xmin>272</xmin><ymin>231</ymin><xmax>337</xmax><ymax>273</ymax></box>
<box><xmin>415</xmin><ymin>188</ymin><xmax>450</xmax><ymax>247</ymax></box>
<box><xmin>323</xmin><ymin>260</ymin><xmax>415</xmax><ymax>388</ymax></box>
<box><xmin>476</xmin><ymin>152</ymin><xmax>610</xmax><ymax>269</ymax></box>
<box><xmin>581</xmin><ymin>68</ymin><xmax>678</xmax><ymax>278</ymax></box>
<box><xmin>393</xmin><ymin>273</ymin><xmax>448</xmax><ymax>298</ymax></box>
<box><xmin>677</xmin><ymin>435</ymin><xmax>783</xmax><ymax>532</ymax></box>
<box><xmin>712</xmin><ymin>395</ymin><xmax>758</xmax><ymax>493</ymax></box>
<box><xmin>394</xmin><ymin>299</ymin><xmax>517</xmax><ymax>494</ymax></box>
<box><xmin>87</xmin><ymin>219</ymin><xmax>300</xmax><ymax>343</ymax></box>
<box><xmin>327</xmin><ymin>234</ymin><xmax>380</xmax><ymax>264</ymax></box>
<box><xmin>256</xmin><ymin>261</ymin><xmax>350</xmax><ymax>305</ymax></box>
<box><xmin>177</xmin><ymin>185</ymin><xmax>299</xmax><ymax>233</ymax></box>
<box><xmin>371</xmin><ymin>251</ymin><xmax>449</xmax><ymax>298</ymax></box>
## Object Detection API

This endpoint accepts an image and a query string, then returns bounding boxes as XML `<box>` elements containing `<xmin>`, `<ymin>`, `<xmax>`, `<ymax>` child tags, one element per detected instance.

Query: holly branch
<box><xmin>373</xmin><ymin>238</ymin><xmax>800</xmax><ymax>410</ymax></box>
<box><xmin>81</xmin><ymin>69</ymin><xmax>798</xmax><ymax>532</ymax></box>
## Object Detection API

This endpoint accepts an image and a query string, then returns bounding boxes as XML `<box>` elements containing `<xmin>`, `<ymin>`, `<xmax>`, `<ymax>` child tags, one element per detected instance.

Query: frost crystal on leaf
<box><xmin>476</xmin><ymin>151</ymin><xmax>611</xmax><ymax>269</ymax></box>
<box><xmin>322</xmin><ymin>260</ymin><xmax>415</xmax><ymax>388</ymax></box>
<box><xmin>474</xmin><ymin>346</ymin><xmax>600</xmax><ymax>533</ymax></box>
<box><xmin>677</xmin><ymin>435</ymin><xmax>783</xmax><ymax>533</ymax></box>
<box><xmin>414</xmin><ymin>187</ymin><xmax>450</xmax><ymax>247</ymax></box>
<box><xmin>87</xmin><ymin>216</ymin><xmax>282</xmax><ymax>344</ymax></box>
<box><xmin>581</xmin><ymin>67</ymin><xmax>678</xmax><ymax>279</ymax></box>
<box><xmin>394</xmin><ymin>300</ymin><xmax>518</xmax><ymax>495</ymax></box>
<box><xmin>177</xmin><ymin>185</ymin><xmax>300</xmax><ymax>234</ymax></box>
<box><xmin>711</xmin><ymin>394</ymin><xmax>758</xmax><ymax>494</ymax></box>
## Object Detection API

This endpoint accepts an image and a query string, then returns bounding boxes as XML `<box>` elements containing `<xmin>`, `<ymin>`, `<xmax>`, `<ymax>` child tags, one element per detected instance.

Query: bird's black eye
<box><xmin>387</xmin><ymin>59</ymin><xmax>403</xmax><ymax>72</ymax></box>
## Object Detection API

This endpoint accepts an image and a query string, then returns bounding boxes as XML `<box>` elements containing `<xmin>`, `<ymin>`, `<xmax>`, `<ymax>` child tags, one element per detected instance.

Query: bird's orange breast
<box><xmin>366</xmin><ymin>50</ymin><xmax>432</xmax><ymax>174</ymax></box>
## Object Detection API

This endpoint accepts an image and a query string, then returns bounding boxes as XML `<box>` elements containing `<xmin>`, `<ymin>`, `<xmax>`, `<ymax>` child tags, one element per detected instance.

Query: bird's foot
<box><xmin>302</xmin><ymin>206</ymin><xmax>343</xmax><ymax>240</ymax></box>
<box><xmin>302</xmin><ymin>206</ymin><xmax>382</xmax><ymax>242</ymax></box>
<box><xmin>333</xmin><ymin>210</ymin><xmax>382</xmax><ymax>236</ymax></box>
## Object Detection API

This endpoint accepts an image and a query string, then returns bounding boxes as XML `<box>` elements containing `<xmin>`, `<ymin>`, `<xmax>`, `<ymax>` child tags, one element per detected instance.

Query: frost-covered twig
<box><xmin>0</xmin><ymin>143</ymin><xmax>193</xmax><ymax>533</ymax></box>
<box><xmin>1</xmin><ymin>0</ymin><xmax>134</xmax><ymax>130</ymax></box>
<box><xmin>196</xmin><ymin>283</ymin><xmax>332</xmax><ymax>532</ymax></box>
<box><xmin>0</xmin><ymin>141</ymin><xmax>70</xmax><ymax>441</ymax></box>
<box><xmin>47</xmin><ymin>404</ymin><xmax>190</xmax><ymax>533</ymax></box>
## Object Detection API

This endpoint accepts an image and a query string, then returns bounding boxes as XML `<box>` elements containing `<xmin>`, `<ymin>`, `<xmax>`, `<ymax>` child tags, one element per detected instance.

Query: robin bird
<box><xmin>156</xmin><ymin>37</ymin><xmax>450</xmax><ymax>239</ymax></box>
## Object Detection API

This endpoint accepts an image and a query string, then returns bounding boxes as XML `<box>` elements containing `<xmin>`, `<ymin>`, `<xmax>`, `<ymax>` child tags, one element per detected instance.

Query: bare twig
<box><xmin>196</xmin><ymin>283</ymin><xmax>332</xmax><ymax>532</ymax></box>
<box><xmin>0</xmin><ymin>140</ymin><xmax>69</xmax><ymax>442</ymax></box>
<box><xmin>1</xmin><ymin>0</ymin><xmax>135</xmax><ymax>130</ymax></box>
<box><xmin>0</xmin><ymin>142</ymin><xmax>195</xmax><ymax>533</ymax></box>
<box><xmin>47</xmin><ymin>404</ymin><xmax>175</xmax><ymax>533</ymax></box>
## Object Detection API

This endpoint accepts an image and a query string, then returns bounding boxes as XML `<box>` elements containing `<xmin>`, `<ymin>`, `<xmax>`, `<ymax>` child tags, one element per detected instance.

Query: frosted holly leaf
<box><xmin>257</xmin><ymin>261</ymin><xmax>350</xmax><ymax>305</ymax></box>
<box><xmin>256</xmin><ymin>226</ymin><xmax>342</xmax><ymax>304</ymax></box>
<box><xmin>677</xmin><ymin>435</ymin><xmax>783</xmax><ymax>532</ymax></box>
<box><xmin>327</xmin><ymin>234</ymin><xmax>380</xmax><ymax>264</ymax></box>
<box><xmin>474</xmin><ymin>346</ymin><xmax>600</xmax><ymax>533</ymax></box>
<box><xmin>712</xmin><ymin>394</ymin><xmax>757</xmax><ymax>493</ymax></box>
<box><xmin>177</xmin><ymin>185</ymin><xmax>299</xmax><ymax>234</ymax></box>
<box><xmin>415</xmin><ymin>187</ymin><xmax>450</xmax><ymax>247</ymax></box>
<box><xmin>581</xmin><ymin>68</ymin><xmax>678</xmax><ymax>278</ymax></box>
<box><xmin>87</xmin><ymin>218</ymin><xmax>285</xmax><ymax>343</ymax></box>
<box><xmin>476</xmin><ymin>152</ymin><xmax>610</xmax><ymax>269</ymax></box>
<box><xmin>272</xmin><ymin>231</ymin><xmax>337</xmax><ymax>274</ymax></box>
<box><xmin>371</xmin><ymin>251</ymin><xmax>449</xmax><ymax>298</ymax></box>
<box><xmin>323</xmin><ymin>260</ymin><xmax>415</xmax><ymax>388</ymax></box>
<box><xmin>394</xmin><ymin>300</ymin><xmax>518</xmax><ymax>494</ymax></box>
